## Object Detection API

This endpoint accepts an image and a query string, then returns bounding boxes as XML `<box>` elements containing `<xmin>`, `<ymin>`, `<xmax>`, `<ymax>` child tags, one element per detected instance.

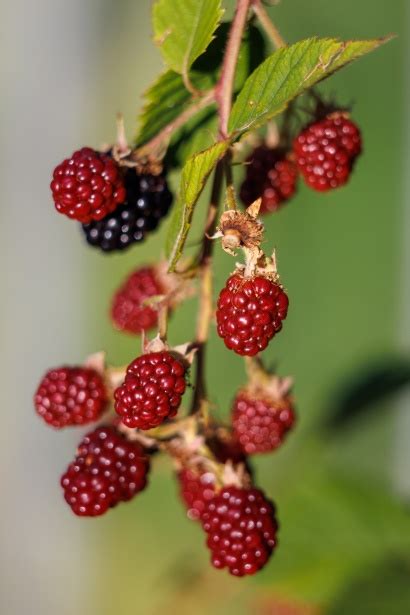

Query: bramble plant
<box><xmin>36</xmin><ymin>0</ymin><xmax>389</xmax><ymax>578</ymax></box>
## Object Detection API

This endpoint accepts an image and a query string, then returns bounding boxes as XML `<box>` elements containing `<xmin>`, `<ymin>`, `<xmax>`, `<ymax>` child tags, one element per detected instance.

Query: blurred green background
<box><xmin>2</xmin><ymin>1</ymin><xmax>409</xmax><ymax>614</ymax></box>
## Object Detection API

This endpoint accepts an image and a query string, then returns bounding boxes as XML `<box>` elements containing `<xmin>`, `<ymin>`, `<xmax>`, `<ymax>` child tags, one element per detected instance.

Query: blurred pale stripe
<box><xmin>1</xmin><ymin>2</ymin><xmax>104</xmax><ymax>614</ymax></box>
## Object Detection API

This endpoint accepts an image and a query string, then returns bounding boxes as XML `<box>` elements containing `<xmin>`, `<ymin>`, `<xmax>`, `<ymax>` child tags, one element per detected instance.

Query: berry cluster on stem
<box><xmin>36</xmin><ymin>0</ymin><xmax>384</xmax><ymax>578</ymax></box>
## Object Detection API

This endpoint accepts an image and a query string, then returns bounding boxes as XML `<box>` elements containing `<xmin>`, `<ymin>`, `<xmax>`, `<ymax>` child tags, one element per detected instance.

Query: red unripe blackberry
<box><xmin>114</xmin><ymin>351</ymin><xmax>186</xmax><ymax>429</ymax></box>
<box><xmin>178</xmin><ymin>468</ymin><xmax>217</xmax><ymax>521</ymax></box>
<box><xmin>293</xmin><ymin>112</ymin><xmax>362</xmax><ymax>191</ymax></box>
<box><xmin>240</xmin><ymin>147</ymin><xmax>298</xmax><ymax>213</ymax></box>
<box><xmin>61</xmin><ymin>426</ymin><xmax>149</xmax><ymax>516</ymax></box>
<box><xmin>111</xmin><ymin>266</ymin><xmax>164</xmax><ymax>335</ymax></box>
<box><xmin>232</xmin><ymin>390</ymin><xmax>295</xmax><ymax>455</ymax></box>
<box><xmin>216</xmin><ymin>273</ymin><xmax>289</xmax><ymax>356</ymax></box>
<box><xmin>34</xmin><ymin>366</ymin><xmax>107</xmax><ymax>428</ymax></box>
<box><xmin>51</xmin><ymin>147</ymin><xmax>126</xmax><ymax>223</ymax></box>
<box><xmin>201</xmin><ymin>486</ymin><xmax>278</xmax><ymax>576</ymax></box>
<box><xmin>81</xmin><ymin>170</ymin><xmax>173</xmax><ymax>252</ymax></box>
<box><xmin>178</xmin><ymin>435</ymin><xmax>248</xmax><ymax>521</ymax></box>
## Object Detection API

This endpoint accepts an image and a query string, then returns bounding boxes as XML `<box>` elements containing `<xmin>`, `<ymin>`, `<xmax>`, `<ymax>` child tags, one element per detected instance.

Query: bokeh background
<box><xmin>2</xmin><ymin>1</ymin><xmax>410</xmax><ymax>614</ymax></box>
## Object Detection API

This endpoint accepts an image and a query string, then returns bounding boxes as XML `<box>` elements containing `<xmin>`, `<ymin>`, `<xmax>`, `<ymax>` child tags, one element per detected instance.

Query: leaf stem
<box><xmin>251</xmin><ymin>0</ymin><xmax>286</xmax><ymax>49</ymax></box>
<box><xmin>190</xmin><ymin>161</ymin><xmax>224</xmax><ymax>413</ymax></box>
<box><xmin>136</xmin><ymin>89</ymin><xmax>216</xmax><ymax>158</ymax></box>
<box><xmin>215</xmin><ymin>0</ymin><xmax>252</xmax><ymax>138</ymax></box>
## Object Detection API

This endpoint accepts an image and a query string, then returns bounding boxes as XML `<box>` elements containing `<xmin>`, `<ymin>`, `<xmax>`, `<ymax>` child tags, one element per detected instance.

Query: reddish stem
<box><xmin>215</xmin><ymin>0</ymin><xmax>252</xmax><ymax>138</ymax></box>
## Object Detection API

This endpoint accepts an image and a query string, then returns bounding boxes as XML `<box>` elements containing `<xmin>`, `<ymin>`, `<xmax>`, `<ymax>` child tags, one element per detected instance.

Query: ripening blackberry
<box><xmin>61</xmin><ymin>426</ymin><xmax>150</xmax><ymax>516</ymax></box>
<box><xmin>34</xmin><ymin>365</ymin><xmax>107</xmax><ymax>428</ymax></box>
<box><xmin>82</xmin><ymin>169</ymin><xmax>173</xmax><ymax>252</ymax></box>
<box><xmin>232</xmin><ymin>390</ymin><xmax>295</xmax><ymax>454</ymax></box>
<box><xmin>111</xmin><ymin>265</ymin><xmax>165</xmax><ymax>334</ymax></box>
<box><xmin>216</xmin><ymin>272</ymin><xmax>289</xmax><ymax>356</ymax></box>
<box><xmin>178</xmin><ymin>434</ymin><xmax>248</xmax><ymax>521</ymax></box>
<box><xmin>240</xmin><ymin>146</ymin><xmax>298</xmax><ymax>213</ymax></box>
<box><xmin>201</xmin><ymin>486</ymin><xmax>278</xmax><ymax>576</ymax></box>
<box><xmin>293</xmin><ymin>112</ymin><xmax>362</xmax><ymax>191</ymax></box>
<box><xmin>178</xmin><ymin>468</ymin><xmax>217</xmax><ymax>521</ymax></box>
<box><xmin>50</xmin><ymin>147</ymin><xmax>126</xmax><ymax>223</ymax></box>
<box><xmin>114</xmin><ymin>351</ymin><xmax>186</xmax><ymax>429</ymax></box>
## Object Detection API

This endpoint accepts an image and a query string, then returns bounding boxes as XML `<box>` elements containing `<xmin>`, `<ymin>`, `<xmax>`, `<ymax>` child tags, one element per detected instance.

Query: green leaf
<box><xmin>165</xmin><ymin>23</ymin><xmax>265</xmax><ymax>167</ymax></box>
<box><xmin>152</xmin><ymin>0</ymin><xmax>223</xmax><ymax>79</ymax></box>
<box><xmin>229</xmin><ymin>36</ymin><xmax>391</xmax><ymax>136</ymax></box>
<box><xmin>135</xmin><ymin>70</ymin><xmax>214</xmax><ymax>146</ymax></box>
<box><xmin>166</xmin><ymin>141</ymin><xmax>229</xmax><ymax>271</ymax></box>
<box><xmin>137</xmin><ymin>23</ymin><xmax>265</xmax><ymax>150</ymax></box>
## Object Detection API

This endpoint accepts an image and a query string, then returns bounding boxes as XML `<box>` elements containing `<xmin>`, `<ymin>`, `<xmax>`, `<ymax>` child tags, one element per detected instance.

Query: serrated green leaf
<box><xmin>166</xmin><ymin>141</ymin><xmax>229</xmax><ymax>271</ymax></box>
<box><xmin>229</xmin><ymin>36</ymin><xmax>391</xmax><ymax>135</ymax></box>
<box><xmin>152</xmin><ymin>0</ymin><xmax>223</xmax><ymax>79</ymax></box>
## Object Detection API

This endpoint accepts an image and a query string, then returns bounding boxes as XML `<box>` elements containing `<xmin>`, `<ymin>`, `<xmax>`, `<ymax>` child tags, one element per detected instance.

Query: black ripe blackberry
<box><xmin>81</xmin><ymin>170</ymin><xmax>173</xmax><ymax>252</ymax></box>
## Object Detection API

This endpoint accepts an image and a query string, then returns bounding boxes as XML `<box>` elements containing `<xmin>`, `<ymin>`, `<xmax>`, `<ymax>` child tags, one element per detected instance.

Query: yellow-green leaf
<box><xmin>166</xmin><ymin>141</ymin><xmax>229</xmax><ymax>271</ymax></box>
<box><xmin>229</xmin><ymin>36</ymin><xmax>392</xmax><ymax>136</ymax></box>
<box><xmin>153</xmin><ymin>0</ymin><xmax>223</xmax><ymax>79</ymax></box>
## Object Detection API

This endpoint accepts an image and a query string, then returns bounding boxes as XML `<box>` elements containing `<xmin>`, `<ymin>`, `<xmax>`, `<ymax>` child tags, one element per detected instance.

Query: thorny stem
<box><xmin>215</xmin><ymin>0</ymin><xmax>252</xmax><ymax>138</ymax></box>
<box><xmin>190</xmin><ymin>162</ymin><xmax>225</xmax><ymax>414</ymax></box>
<box><xmin>251</xmin><ymin>0</ymin><xmax>287</xmax><ymax>49</ymax></box>
<box><xmin>135</xmin><ymin>89</ymin><xmax>216</xmax><ymax>158</ymax></box>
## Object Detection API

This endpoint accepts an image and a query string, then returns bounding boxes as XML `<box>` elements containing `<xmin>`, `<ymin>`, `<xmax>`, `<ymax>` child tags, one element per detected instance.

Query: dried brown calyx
<box><xmin>215</xmin><ymin>199</ymin><xmax>264</xmax><ymax>256</ymax></box>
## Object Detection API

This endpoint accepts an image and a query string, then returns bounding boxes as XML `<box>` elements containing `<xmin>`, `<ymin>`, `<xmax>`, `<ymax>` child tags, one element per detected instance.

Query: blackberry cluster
<box><xmin>201</xmin><ymin>486</ymin><xmax>278</xmax><ymax>576</ymax></box>
<box><xmin>34</xmin><ymin>366</ymin><xmax>107</xmax><ymax>428</ymax></box>
<box><xmin>232</xmin><ymin>390</ymin><xmax>295</xmax><ymax>454</ymax></box>
<box><xmin>61</xmin><ymin>426</ymin><xmax>149</xmax><ymax>516</ymax></box>
<box><xmin>240</xmin><ymin>146</ymin><xmax>298</xmax><ymax>213</ymax></box>
<box><xmin>293</xmin><ymin>112</ymin><xmax>362</xmax><ymax>191</ymax></box>
<box><xmin>82</xmin><ymin>170</ymin><xmax>173</xmax><ymax>252</ymax></box>
<box><xmin>216</xmin><ymin>273</ymin><xmax>289</xmax><ymax>356</ymax></box>
<box><xmin>111</xmin><ymin>266</ymin><xmax>164</xmax><ymax>334</ymax></box>
<box><xmin>114</xmin><ymin>351</ymin><xmax>186</xmax><ymax>429</ymax></box>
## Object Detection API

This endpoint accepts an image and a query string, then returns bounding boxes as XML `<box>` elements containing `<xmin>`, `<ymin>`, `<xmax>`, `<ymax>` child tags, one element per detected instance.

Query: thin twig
<box><xmin>215</xmin><ymin>0</ymin><xmax>252</xmax><ymax>138</ymax></box>
<box><xmin>251</xmin><ymin>0</ymin><xmax>287</xmax><ymax>49</ymax></box>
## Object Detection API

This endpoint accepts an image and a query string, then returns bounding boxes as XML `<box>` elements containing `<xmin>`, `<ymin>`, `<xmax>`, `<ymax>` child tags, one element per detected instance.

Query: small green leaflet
<box><xmin>152</xmin><ymin>0</ymin><xmax>223</xmax><ymax>81</ymax></box>
<box><xmin>229</xmin><ymin>36</ymin><xmax>391</xmax><ymax>136</ymax></box>
<box><xmin>166</xmin><ymin>141</ymin><xmax>229</xmax><ymax>272</ymax></box>
<box><xmin>135</xmin><ymin>70</ymin><xmax>214</xmax><ymax>146</ymax></box>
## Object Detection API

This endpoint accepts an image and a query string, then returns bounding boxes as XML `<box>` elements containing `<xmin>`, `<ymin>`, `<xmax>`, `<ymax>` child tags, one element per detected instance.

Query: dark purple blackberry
<box><xmin>81</xmin><ymin>170</ymin><xmax>173</xmax><ymax>252</ymax></box>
